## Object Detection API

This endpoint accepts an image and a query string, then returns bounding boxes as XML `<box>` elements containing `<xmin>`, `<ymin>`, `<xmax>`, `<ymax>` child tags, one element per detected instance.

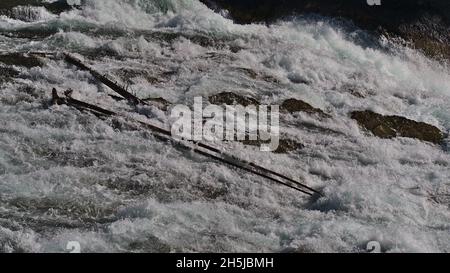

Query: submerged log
<box><xmin>63</xmin><ymin>53</ymin><xmax>144</xmax><ymax>105</ymax></box>
<box><xmin>51</xmin><ymin>88</ymin><xmax>115</xmax><ymax>117</ymax></box>
<box><xmin>201</xmin><ymin>0</ymin><xmax>450</xmax><ymax>60</ymax></box>
<box><xmin>50</xmin><ymin>88</ymin><xmax>321</xmax><ymax>196</ymax></box>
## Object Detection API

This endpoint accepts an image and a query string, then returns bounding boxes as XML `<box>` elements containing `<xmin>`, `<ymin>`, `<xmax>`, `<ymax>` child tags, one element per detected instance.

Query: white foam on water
<box><xmin>0</xmin><ymin>0</ymin><xmax>449</xmax><ymax>253</ymax></box>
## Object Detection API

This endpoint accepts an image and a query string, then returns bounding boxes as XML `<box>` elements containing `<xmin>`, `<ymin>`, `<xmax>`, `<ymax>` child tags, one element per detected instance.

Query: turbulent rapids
<box><xmin>0</xmin><ymin>0</ymin><xmax>449</xmax><ymax>253</ymax></box>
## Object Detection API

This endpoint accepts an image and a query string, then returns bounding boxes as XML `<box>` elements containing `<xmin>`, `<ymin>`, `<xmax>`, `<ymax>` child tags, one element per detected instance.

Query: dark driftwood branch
<box><xmin>51</xmin><ymin>88</ymin><xmax>320</xmax><ymax>196</ymax></box>
<box><xmin>63</xmin><ymin>53</ymin><xmax>144</xmax><ymax>105</ymax></box>
<box><xmin>59</xmin><ymin>53</ymin><xmax>322</xmax><ymax>196</ymax></box>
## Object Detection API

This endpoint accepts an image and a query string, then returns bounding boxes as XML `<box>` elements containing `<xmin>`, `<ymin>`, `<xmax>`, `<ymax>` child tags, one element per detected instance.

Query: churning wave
<box><xmin>0</xmin><ymin>0</ymin><xmax>449</xmax><ymax>252</ymax></box>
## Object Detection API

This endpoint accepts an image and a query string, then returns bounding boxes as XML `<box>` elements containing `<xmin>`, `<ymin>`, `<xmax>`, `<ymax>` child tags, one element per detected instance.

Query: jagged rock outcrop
<box><xmin>281</xmin><ymin>98</ymin><xmax>330</xmax><ymax>118</ymax></box>
<box><xmin>0</xmin><ymin>0</ymin><xmax>75</xmax><ymax>13</ymax></box>
<box><xmin>209</xmin><ymin>92</ymin><xmax>259</xmax><ymax>107</ymax></box>
<box><xmin>351</xmin><ymin>110</ymin><xmax>445</xmax><ymax>144</ymax></box>
<box><xmin>201</xmin><ymin>0</ymin><xmax>450</xmax><ymax>60</ymax></box>
<box><xmin>0</xmin><ymin>53</ymin><xmax>44</xmax><ymax>68</ymax></box>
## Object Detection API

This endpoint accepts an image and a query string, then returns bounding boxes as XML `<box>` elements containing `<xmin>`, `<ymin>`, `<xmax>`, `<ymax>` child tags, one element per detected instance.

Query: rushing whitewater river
<box><xmin>0</xmin><ymin>0</ymin><xmax>449</xmax><ymax>253</ymax></box>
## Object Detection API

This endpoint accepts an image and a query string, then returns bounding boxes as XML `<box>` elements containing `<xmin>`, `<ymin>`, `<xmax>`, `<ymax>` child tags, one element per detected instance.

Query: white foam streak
<box><xmin>0</xmin><ymin>0</ymin><xmax>449</xmax><ymax>253</ymax></box>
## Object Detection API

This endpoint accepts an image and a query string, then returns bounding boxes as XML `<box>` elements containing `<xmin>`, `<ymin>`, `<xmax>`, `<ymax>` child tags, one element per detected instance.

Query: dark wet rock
<box><xmin>142</xmin><ymin>97</ymin><xmax>171</xmax><ymax>111</ymax></box>
<box><xmin>0</xmin><ymin>53</ymin><xmax>44</xmax><ymax>68</ymax></box>
<box><xmin>381</xmin><ymin>15</ymin><xmax>450</xmax><ymax>60</ymax></box>
<box><xmin>281</xmin><ymin>98</ymin><xmax>331</xmax><ymax>118</ymax></box>
<box><xmin>0</xmin><ymin>0</ymin><xmax>43</xmax><ymax>10</ymax></box>
<box><xmin>275</xmin><ymin>138</ymin><xmax>305</xmax><ymax>154</ymax></box>
<box><xmin>0</xmin><ymin>27</ymin><xmax>59</xmax><ymax>39</ymax></box>
<box><xmin>241</xmin><ymin>138</ymin><xmax>304</xmax><ymax>154</ymax></box>
<box><xmin>44</xmin><ymin>1</ymin><xmax>77</xmax><ymax>14</ymax></box>
<box><xmin>209</xmin><ymin>92</ymin><xmax>259</xmax><ymax>107</ymax></box>
<box><xmin>0</xmin><ymin>0</ymin><xmax>77</xmax><ymax>16</ymax></box>
<box><xmin>203</xmin><ymin>1</ymin><xmax>450</xmax><ymax>25</ymax></box>
<box><xmin>113</xmin><ymin>68</ymin><xmax>162</xmax><ymax>85</ymax></box>
<box><xmin>351</xmin><ymin>110</ymin><xmax>444</xmax><ymax>144</ymax></box>
<box><xmin>202</xmin><ymin>0</ymin><xmax>450</xmax><ymax>61</ymax></box>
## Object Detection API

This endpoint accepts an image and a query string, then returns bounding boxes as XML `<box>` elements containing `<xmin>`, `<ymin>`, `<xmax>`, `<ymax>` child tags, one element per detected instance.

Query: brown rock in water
<box><xmin>351</xmin><ymin>110</ymin><xmax>444</xmax><ymax>145</ymax></box>
<box><xmin>242</xmin><ymin>138</ymin><xmax>304</xmax><ymax>154</ymax></box>
<box><xmin>0</xmin><ymin>53</ymin><xmax>43</xmax><ymax>68</ymax></box>
<box><xmin>209</xmin><ymin>92</ymin><xmax>259</xmax><ymax>107</ymax></box>
<box><xmin>275</xmin><ymin>139</ymin><xmax>305</xmax><ymax>154</ymax></box>
<box><xmin>201</xmin><ymin>0</ymin><xmax>450</xmax><ymax>61</ymax></box>
<box><xmin>281</xmin><ymin>98</ymin><xmax>331</xmax><ymax>118</ymax></box>
<box><xmin>0</xmin><ymin>0</ymin><xmax>76</xmax><ymax>15</ymax></box>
